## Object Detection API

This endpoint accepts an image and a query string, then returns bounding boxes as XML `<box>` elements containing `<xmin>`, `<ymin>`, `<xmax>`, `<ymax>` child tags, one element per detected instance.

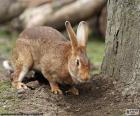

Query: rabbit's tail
<box><xmin>3</xmin><ymin>60</ymin><xmax>14</xmax><ymax>73</ymax></box>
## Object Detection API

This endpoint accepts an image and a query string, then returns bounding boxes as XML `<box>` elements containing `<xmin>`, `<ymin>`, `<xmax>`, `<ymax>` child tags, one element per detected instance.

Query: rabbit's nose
<box><xmin>82</xmin><ymin>77</ymin><xmax>89</xmax><ymax>81</ymax></box>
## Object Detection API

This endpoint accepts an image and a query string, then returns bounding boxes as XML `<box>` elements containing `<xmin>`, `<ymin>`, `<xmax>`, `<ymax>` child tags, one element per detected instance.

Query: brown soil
<box><xmin>0</xmin><ymin>71</ymin><xmax>139</xmax><ymax>116</ymax></box>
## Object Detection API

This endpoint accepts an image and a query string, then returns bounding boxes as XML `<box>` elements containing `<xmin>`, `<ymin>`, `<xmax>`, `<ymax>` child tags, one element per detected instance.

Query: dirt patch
<box><xmin>0</xmin><ymin>72</ymin><xmax>139</xmax><ymax>116</ymax></box>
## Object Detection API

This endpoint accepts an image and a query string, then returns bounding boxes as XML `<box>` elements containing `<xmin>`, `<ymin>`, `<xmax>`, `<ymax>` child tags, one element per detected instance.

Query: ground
<box><xmin>0</xmin><ymin>73</ymin><xmax>139</xmax><ymax>116</ymax></box>
<box><xmin>0</xmin><ymin>33</ymin><xmax>139</xmax><ymax>116</ymax></box>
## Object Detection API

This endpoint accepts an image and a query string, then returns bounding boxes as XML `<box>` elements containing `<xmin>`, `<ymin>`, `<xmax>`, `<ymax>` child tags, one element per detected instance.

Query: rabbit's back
<box><xmin>17</xmin><ymin>26</ymin><xmax>70</xmax><ymax>58</ymax></box>
<box><xmin>19</xmin><ymin>26</ymin><xmax>67</xmax><ymax>41</ymax></box>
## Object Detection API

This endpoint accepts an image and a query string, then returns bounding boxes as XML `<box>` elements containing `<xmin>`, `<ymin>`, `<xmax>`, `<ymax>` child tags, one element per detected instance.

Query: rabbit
<box><xmin>3</xmin><ymin>21</ymin><xmax>91</xmax><ymax>95</ymax></box>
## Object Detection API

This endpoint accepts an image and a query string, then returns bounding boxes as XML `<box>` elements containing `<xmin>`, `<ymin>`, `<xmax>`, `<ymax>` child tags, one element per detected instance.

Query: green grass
<box><xmin>0</xmin><ymin>42</ymin><xmax>12</xmax><ymax>56</ymax></box>
<box><xmin>87</xmin><ymin>39</ymin><xmax>105</xmax><ymax>64</ymax></box>
<box><xmin>0</xmin><ymin>31</ymin><xmax>17</xmax><ymax>57</ymax></box>
<box><xmin>87</xmin><ymin>39</ymin><xmax>105</xmax><ymax>74</ymax></box>
<box><xmin>0</xmin><ymin>81</ymin><xmax>11</xmax><ymax>93</ymax></box>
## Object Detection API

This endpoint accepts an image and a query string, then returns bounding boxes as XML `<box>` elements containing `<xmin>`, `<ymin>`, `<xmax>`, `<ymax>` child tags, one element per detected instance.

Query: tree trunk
<box><xmin>101</xmin><ymin>0</ymin><xmax>140</xmax><ymax>96</ymax></box>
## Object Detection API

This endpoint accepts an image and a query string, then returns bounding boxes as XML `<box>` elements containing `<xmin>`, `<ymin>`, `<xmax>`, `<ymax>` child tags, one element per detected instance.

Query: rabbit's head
<box><xmin>65</xmin><ymin>21</ymin><xmax>91</xmax><ymax>84</ymax></box>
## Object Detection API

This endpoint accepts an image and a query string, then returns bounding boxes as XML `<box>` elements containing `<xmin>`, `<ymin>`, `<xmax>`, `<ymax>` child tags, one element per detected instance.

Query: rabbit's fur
<box><xmin>8</xmin><ymin>21</ymin><xmax>90</xmax><ymax>95</ymax></box>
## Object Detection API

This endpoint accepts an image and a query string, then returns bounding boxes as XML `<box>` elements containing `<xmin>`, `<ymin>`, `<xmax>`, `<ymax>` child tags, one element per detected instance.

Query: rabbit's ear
<box><xmin>77</xmin><ymin>21</ymin><xmax>89</xmax><ymax>47</ymax></box>
<box><xmin>65</xmin><ymin>21</ymin><xmax>78</xmax><ymax>50</ymax></box>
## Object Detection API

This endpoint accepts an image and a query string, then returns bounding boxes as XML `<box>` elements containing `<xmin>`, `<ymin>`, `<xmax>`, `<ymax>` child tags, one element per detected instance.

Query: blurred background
<box><xmin>0</xmin><ymin>0</ymin><xmax>107</xmax><ymax>74</ymax></box>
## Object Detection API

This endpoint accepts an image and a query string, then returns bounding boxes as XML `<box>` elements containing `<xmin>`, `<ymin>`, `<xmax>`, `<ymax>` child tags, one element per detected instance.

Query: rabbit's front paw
<box><xmin>50</xmin><ymin>82</ymin><xmax>63</xmax><ymax>94</ymax></box>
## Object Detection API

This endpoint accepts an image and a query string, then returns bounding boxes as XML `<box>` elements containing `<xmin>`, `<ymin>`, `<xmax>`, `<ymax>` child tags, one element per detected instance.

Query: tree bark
<box><xmin>101</xmin><ymin>0</ymin><xmax>140</xmax><ymax>96</ymax></box>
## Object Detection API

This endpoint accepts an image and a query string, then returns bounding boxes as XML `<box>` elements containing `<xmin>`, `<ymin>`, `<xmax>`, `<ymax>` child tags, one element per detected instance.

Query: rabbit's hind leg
<box><xmin>11</xmin><ymin>66</ymin><xmax>29</xmax><ymax>90</ymax></box>
<box><xmin>11</xmin><ymin>48</ymin><xmax>33</xmax><ymax>93</ymax></box>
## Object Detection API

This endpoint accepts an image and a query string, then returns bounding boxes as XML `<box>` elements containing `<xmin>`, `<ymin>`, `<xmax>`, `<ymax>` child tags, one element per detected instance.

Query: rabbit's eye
<box><xmin>76</xmin><ymin>59</ymin><xmax>80</xmax><ymax>67</ymax></box>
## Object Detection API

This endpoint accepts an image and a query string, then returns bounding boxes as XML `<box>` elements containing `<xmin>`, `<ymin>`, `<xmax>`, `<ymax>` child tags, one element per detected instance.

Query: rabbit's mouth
<box><xmin>71</xmin><ymin>76</ymin><xmax>86</xmax><ymax>84</ymax></box>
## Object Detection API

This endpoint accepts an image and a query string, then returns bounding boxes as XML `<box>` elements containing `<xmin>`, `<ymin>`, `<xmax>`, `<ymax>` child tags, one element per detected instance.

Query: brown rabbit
<box><xmin>3</xmin><ymin>21</ymin><xmax>90</xmax><ymax>95</ymax></box>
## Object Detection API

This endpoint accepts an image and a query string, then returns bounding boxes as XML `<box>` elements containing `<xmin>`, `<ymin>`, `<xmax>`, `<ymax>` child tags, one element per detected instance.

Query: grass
<box><xmin>87</xmin><ymin>39</ymin><xmax>105</xmax><ymax>74</ymax></box>
<box><xmin>0</xmin><ymin>31</ymin><xmax>17</xmax><ymax>57</ymax></box>
<box><xmin>0</xmin><ymin>81</ymin><xmax>11</xmax><ymax>93</ymax></box>
<box><xmin>87</xmin><ymin>39</ymin><xmax>105</xmax><ymax>64</ymax></box>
